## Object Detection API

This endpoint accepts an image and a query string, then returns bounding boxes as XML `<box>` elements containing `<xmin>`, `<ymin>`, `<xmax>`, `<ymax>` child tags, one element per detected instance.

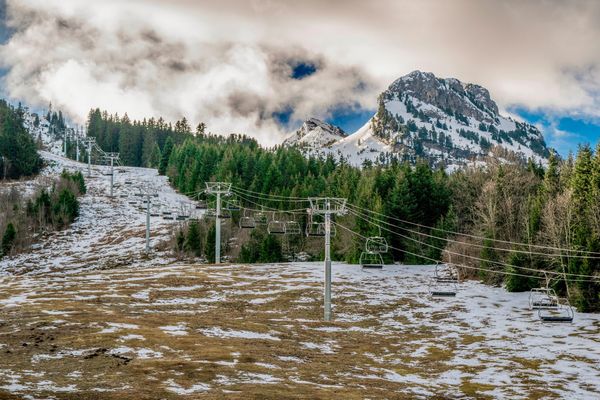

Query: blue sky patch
<box><xmin>510</xmin><ymin>106</ymin><xmax>600</xmax><ymax>156</ymax></box>
<box><xmin>290</xmin><ymin>62</ymin><xmax>317</xmax><ymax>80</ymax></box>
<box><xmin>327</xmin><ymin>107</ymin><xmax>374</xmax><ymax>134</ymax></box>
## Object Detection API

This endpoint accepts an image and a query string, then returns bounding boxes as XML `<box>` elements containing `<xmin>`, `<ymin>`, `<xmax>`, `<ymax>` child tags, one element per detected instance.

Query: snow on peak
<box><xmin>282</xmin><ymin>71</ymin><xmax>552</xmax><ymax>170</ymax></box>
<box><xmin>283</xmin><ymin>118</ymin><xmax>345</xmax><ymax>149</ymax></box>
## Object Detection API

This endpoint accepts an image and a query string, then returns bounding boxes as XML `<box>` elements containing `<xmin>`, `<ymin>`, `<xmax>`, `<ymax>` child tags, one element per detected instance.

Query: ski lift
<box><xmin>366</xmin><ymin>236</ymin><xmax>388</xmax><ymax>253</ymax></box>
<box><xmin>306</xmin><ymin>220</ymin><xmax>325</xmax><ymax>237</ymax></box>
<box><xmin>239</xmin><ymin>210</ymin><xmax>256</xmax><ymax>229</ymax></box>
<box><xmin>360</xmin><ymin>251</ymin><xmax>384</xmax><ymax>269</ymax></box>
<box><xmin>538</xmin><ymin>298</ymin><xmax>574</xmax><ymax>323</ymax></box>
<box><xmin>285</xmin><ymin>221</ymin><xmax>301</xmax><ymax>235</ymax></box>
<box><xmin>240</xmin><ymin>216</ymin><xmax>256</xmax><ymax>229</ymax></box>
<box><xmin>428</xmin><ymin>279</ymin><xmax>458</xmax><ymax>297</ymax></box>
<box><xmin>268</xmin><ymin>213</ymin><xmax>286</xmax><ymax>235</ymax></box>
<box><xmin>529</xmin><ymin>288</ymin><xmax>559</xmax><ymax>310</ymax></box>
<box><xmin>434</xmin><ymin>263</ymin><xmax>460</xmax><ymax>283</ymax></box>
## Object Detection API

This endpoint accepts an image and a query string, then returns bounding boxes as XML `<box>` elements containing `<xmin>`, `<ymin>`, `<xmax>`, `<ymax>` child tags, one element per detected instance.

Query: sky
<box><xmin>0</xmin><ymin>0</ymin><xmax>599</xmax><ymax>154</ymax></box>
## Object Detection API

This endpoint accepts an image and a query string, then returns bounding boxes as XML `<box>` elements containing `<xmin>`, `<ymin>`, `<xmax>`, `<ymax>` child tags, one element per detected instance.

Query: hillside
<box><xmin>285</xmin><ymin>71</ymin><xmax>552</xmax><ymax>169</ymax></box>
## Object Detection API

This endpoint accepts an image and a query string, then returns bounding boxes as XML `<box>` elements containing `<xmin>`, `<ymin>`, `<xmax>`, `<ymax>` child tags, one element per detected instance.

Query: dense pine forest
<box><xmin>86</xmin><ymin>110</ymin><xmax>600</xmax><ymax>311</ymax></box>
<box><xmin>0</xmin><ymin>100</ymin><xmax>42</xmax><ymax>179</ymax></box>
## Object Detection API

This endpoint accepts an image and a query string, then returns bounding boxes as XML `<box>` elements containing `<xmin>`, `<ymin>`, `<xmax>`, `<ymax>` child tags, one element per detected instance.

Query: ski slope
<box><xmin>0</xmin><ymin>151</ymin><xmax>199</xmax><ymax>275</ymax></box>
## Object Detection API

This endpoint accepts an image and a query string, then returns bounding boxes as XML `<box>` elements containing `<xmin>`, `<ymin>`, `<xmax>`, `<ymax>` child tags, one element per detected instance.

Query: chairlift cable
<box><xmin>345</xmin><ymin>202</ymin><xmax>600</xmax><ymax>256</ymax></box>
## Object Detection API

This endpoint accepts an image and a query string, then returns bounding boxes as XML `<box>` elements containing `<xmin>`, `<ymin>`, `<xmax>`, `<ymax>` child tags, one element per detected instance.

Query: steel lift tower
<box><xmin>205</xmin><ymin>182</ymin><xmax>232</xmax><ymax>264</ymax></box>
<box><xmin>308</xmin><ymin>197</ymin><xmax>347</xmax><ymax>321</ymax></box>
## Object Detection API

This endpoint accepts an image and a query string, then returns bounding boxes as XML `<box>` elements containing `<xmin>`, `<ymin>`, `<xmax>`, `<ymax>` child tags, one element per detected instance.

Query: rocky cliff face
<box><xmin>284</xmin><ymin>71</ymin><xmax>552</xmax><ymax>170</ymax></box>
<box><xmin>387</xmin><ymin>71</ymin><xmax>499</xmax><ymax>123</ymax></box>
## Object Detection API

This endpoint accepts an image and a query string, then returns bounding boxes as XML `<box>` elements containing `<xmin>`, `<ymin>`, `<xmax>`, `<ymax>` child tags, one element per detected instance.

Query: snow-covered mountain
<box><xmin>283</xmin><ymin>118</ymin><xmax>346</xmax><ymax>148</ymax></box>
<box><xmin>285</xmin><ymin>71</ymin><xmax>552</xmax><ymax>169</ymax></box>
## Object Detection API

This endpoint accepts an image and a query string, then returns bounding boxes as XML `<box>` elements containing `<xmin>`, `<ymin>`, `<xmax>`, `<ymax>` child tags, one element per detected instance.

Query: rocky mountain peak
<box><xmin>283</xmin><ymin>118</ymin><xmax>345</xmax><ymax>148</ymax></box>
<box><xmin>283</xmin><ymin>71</ymin><xmax>551</xmax><ymax>170</ymax></box>
<box><xmin>388</xmin><ymin>70</ymin><xmax>499</xmax><ymax>123</ymax></box>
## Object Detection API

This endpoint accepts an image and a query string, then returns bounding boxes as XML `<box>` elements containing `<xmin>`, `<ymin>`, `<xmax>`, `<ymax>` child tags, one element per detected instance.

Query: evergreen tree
<box><xmin>1</xmin><ymin>223</ymin><xmax>16</xmax><ymax>257</ymax></box>
<box><xmin>185</xmin><ymin>221</ymin><xmax>202</xmax><ymax>256</ymax></box>
<box><xmin>205</xmin><ymin>224</ymin><xmax>216</xmax><ymax>262</ymax></box>
<box><xmin>505</xmin><ymin>251</ymin><xmax>535</xmax><ymax>292</ymax></box>
<box><xmin>259</xmin><ymin>235</ymin><xmax>283</xmax><ymax>263</ymax></box>
<box><xmin>543</xmin><ymin>153</ymin><xmax>560</xmax><ymax>198</ymax></box>
<box><xmin>479</xmin><ymin>236</ymin><xmax>499</xmax><ymax>282</ymax></box>
<box><xmin>53</xmin><ymin>188</ymin><xmax>80</xmax><ymax>227</ymax></box>
<box><xmin>159</xmin><ymin>137</ymin><xmax>174</xmax><ymax>175</ymax></box>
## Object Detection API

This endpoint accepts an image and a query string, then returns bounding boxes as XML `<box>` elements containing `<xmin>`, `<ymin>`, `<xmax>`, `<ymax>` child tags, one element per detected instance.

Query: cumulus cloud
<box><xmin>0</xmin><ymin>0</ymin><xmax>375</xmax><ymax>145</ymax></box>
<box><xmin>1</xmin><ymin>0</ymin><xmax>600</xmax><ymax>144</ymax></box>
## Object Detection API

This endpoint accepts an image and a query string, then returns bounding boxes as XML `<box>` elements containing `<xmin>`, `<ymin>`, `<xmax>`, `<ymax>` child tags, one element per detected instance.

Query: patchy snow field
<box><xmin>0</xmin><ymin>151</ymin><xmax>198</xmax><ymax>275</ymax></box>
<box><xmin>0</xmin><ymin>262</ymin><xmax>599</xmax><ymax>399</ymax></box>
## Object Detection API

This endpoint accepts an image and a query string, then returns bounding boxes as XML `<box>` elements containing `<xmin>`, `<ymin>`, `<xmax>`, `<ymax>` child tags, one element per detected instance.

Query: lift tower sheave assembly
<box><xmin>308</xmin><ymin>197</ymin><xmax>347</xmax><ymax>322</ymax></box>
<box><xmin>205</xmin><ymin>182</ymin><xmax>232</xmax><ymax>264</ymax></box>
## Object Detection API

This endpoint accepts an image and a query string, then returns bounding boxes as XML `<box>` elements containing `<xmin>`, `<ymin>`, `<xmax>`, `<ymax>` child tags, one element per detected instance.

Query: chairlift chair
<box><xmin>360</xmin><ymin>251</ymin><xmax>384</xmax><ymax>269</ymax></box>
<box><xmin>306</xmin><ymin>221</ymin><xmax>325</xmax><ymax>237</ymax></box>
<box><xmin>196</xmin><ymin>200</ymin><xmax>208</xmax><ymax>210</ymax></box>
<box><xmin>268</xmin><ymin>213</ymin><xmax>286</xmax><ymax>235</ymax></box>
<box><xmin>529</xmin><ymin>288</ymin><xmax>559</xmax><ymax>310</ymax></box>
<box><xmin>205</xmin><ymin>208</ymin><xmax>216</xmax><ymax>218</ymax></box>
<box><xmin>240</xmin><ymin>216</ymin><xmax>256</xmax><ymax>229</ymax></box>
<box><xmin>434</xmin><ymin>263</ymin><xmax>460</xmax><ymax>283</ymax></box>
<box><xmin>538</xmin><ymin>298</ymin><xmax>574</xmax><ymax>323</ymax></box>
<box><xmin>366</xmin><ymin>236</ymin><xmax>388</xmax><ymax>254</ymax></box>
<box><xmin>239</xmin><ymin>210</ymin><xmax>256</xmax><ymax>229</ymax></box>
<box><xmin>429</xmin><ymin>279</ymin><xmax>458</xmax><ymax>297</ymax></box>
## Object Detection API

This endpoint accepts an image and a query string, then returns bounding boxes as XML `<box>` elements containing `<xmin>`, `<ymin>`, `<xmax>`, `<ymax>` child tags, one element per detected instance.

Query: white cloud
<box><xmin>2</xmin><ymin>0</ymin><xmax>600</xmax><ymax>144</ymax></box>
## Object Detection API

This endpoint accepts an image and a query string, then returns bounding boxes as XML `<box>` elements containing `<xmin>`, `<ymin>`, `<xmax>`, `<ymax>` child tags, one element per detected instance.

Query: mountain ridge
<box><xmin>284</xmin><ymin>70</ymin><xmax>551</xmax><ymax>170</ymax></box>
